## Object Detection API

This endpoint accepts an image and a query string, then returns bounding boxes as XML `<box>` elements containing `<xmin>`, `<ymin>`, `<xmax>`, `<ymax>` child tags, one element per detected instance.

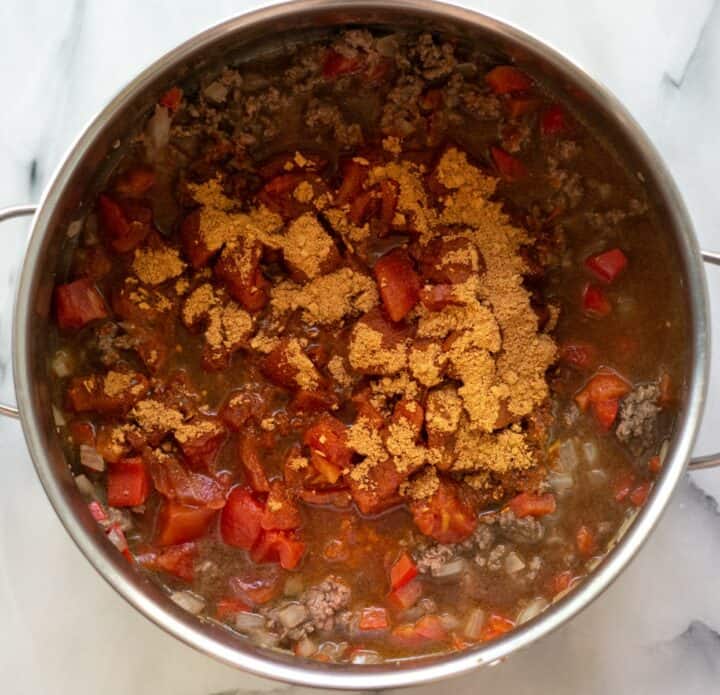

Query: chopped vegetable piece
<box><xmin>216</xmin><ymin>597</ymin><xmax>251</xmax><ymax>620</ymax></box>
<box><xmin>480</xmin><ymin>614</ymin><xmax>515</xmax><ymax>642</ymax></box>
<box><xmin>158</xmin><ymin>86</ymin><xmax>183</xmax><ymax>112</ymax></box>
<box><xmin>251</xmin><ymin>530</ymin><xmax>306</xmax><ymax>570</ymax></box>
<box><xmin>157</xmin><ymin>502</ymin><xmax>217</xmax><ymax>546</ymax></box>
<box><xmin>388</xmin><ymin>577</ymin><xmax>423</xmax><ymax>611</ymax></box>
<box><xmin>410</xmin><ymin>479</ymin><xmax>477</xmax><ymax>544</ymax></box>
<box><xmin>55</xmin><ymin>279</ymin><xmax>108</xmax><ymax>329</ymax></box>
<box><xmin>585</xmin><ymin>248</ymin><xmax>628</xmax><ymax>284</ymax></box>
<box><xmin>559</xmin><ymin>341</ymin><xmax>597</xmax><ymax>370</ymax></box>
<box><xmin>107</xmin><ymin>457</ymin><xmax>150</xmax><ymax>507</ymax></box>
<box><xmin>390</xmin><ymin>552</ymin><xmax>418</xmax><ymax>590</ymax></box>
<box><xmin>490</xmin><ymin>145</ymin><xmax>527</xmax><ymax>180</ymax></box>
<box><xmin>508</xmin><ymin>492</ymin><xmax>557</xmax><ymax>518</ymax></box>
<box><xmin>648</xmin><ymin>455</ymin><xmax>662</xmax><ymax>475</ymax></box>
<box><xmin>359</xmin><ymin>607</ymin><xmax>389</xmax><ymax>631</ymax></box>
<box><xmin>593</xmin><ymin>398</ymin><xmax>619</xmax><ymax>430</ymax></box>
<box><xmin>485</xmin><ymin>65</ymin><xmax>533</xmax><ymax>94</ymax></box>
<box><xmin>261</xmin><ymin>481</ymin><xmax>302</xmax><ymax>530</ymax></box>
<box><xmin>629</xmin><ymin>482</ymin><xmax>651</xmax><ymax>507</ymax></box>
<box><xmin>220</xmin><ymin>487</ymin><xmax>265</xmax><ymax>549</ymax></box>
<box><xmin>322</xmin><ymin>49</ymin><xmax>363</xmax><ymax>79</ymax></box>
<box><xmin>576</xmin><ymin>525</ymin><xmax>596</xmax><ymax>557</ymax></box>
<box><xmin>374</xmin><ymin>248</ymin><xmax>421</xmax><ymax>322</ymax></box>
<box><xmin>137</xmin><ymin>542</ymin><xmax>196</xmax><ymax>581</ymax></box>
<box><xmin>540</xmin><ymin>104</ymin><xmax>566</xmax><ymax>136</ymax></box>
<box><xmin>582</xmin><ymin>283</ymin><xmax>612</xmax><ymax>318</ymax></box>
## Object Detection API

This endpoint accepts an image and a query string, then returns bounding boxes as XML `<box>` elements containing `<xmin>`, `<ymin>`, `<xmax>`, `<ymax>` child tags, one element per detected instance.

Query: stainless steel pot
<box><xmin>1</xmin><ymin>0</ymin><xmax>719</xmax><ymax>689</ymax></box>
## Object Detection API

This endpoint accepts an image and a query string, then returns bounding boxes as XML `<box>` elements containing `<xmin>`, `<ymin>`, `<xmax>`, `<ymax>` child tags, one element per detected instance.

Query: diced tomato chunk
<box><xmin>410</xmin><ymin>478</ymin><xmax>477</xmax><ymax>544</ymax></box>
<box><xmin>251</xmin><ymin>530</ymin><xmax>305</xmax><ymax>570</ymax></box>
<box><xmin>220</xmin><ymin>487</ymin><xmax>265</xmax><ymax>549</ymax></box>
<box><xmin>508</xmin><ymin>492</ymin><xmax>556</xmax><ymax>518</ymax></box>
<box><xmin>613</xmin><ymin>471</ymin><xmax>636</xmax><ymax>502</ymax></box>
<box><xmin>582</xmin><ymin>283</ymin><xmax>611</xmax><ymax>318</ymax></box>
<box><xmin>215</xmin><ymin>597</ymin><xmax>251</xmax><ymax>620</ymax></box>
<box><xmin>585</xmin><ymin>248</ymin><xmax>628</xmax><ymax>284</ymax></box>
<box><xmin>506</xmin><ymin>97</ymin><xmax>541</xmax><ymax>119</ymax></box>
<box><xmin>593</xmin><ymin>398</ymin><xmax>619</xmax><ymax>430</ymax></box>
<box><xmin>156</xmin><ymin>501</ymin><xmax>217</xmax><ymax>546</ymax></box>
<box><xmin>107</xmin><ymin>457</ymin><xmax>150</xmax><ymax>507</ymax></box>
<box><xmin>347</xmin><ymin>457</ymin><xmax>403</xmax><ymax>515</ymax></box>
<box><xmin>552</xmin><ymin>570</ymin><xmax>574</xmax><ymax>595</ymax></box>
<box><xmin>374</xmin><ymin>248</ymin><xmax>421</xmax><ymax>322</ymax></box>
<box><xmin>335</xmin><ymin>160</ymin><xmax>368</xmax><ymax>206</ymax></box>
<box><xmin>238</xmin><ymin>433</ymin><xmax>270</xmax><ymax>493</ymax></box>
<box><xmin>180</xmin><ymin>210</ymin><xmax>213</xmax><ymax>268</ymax></box>
<box><xmin>137</xmin><ymin>542</ymin><xmax>196</xmax><ymax>581</ymax></box>
<box><xmin>158</xmin><ymin>86</ymin><xmax>183</xmax><ymax>112</ymax></box>
<box><xmin>359</xmin><ymin>606</ymin><xmax>389</xmax><ymax>631</ymax></box>
<box><xmin>648</xmin><ymin>455</ymin><xmax>662</xmax><ymax>475</ymax></box>
<box><xmin>559</xmin><ymin>341</ymin><xmax>597</xmax><ymax>370</ymax></box>
<box><xmin>378</xmin><ymin>179</ymin><xmax>399</xmax><ymax>235</ymax></box>
<box><xmin>303</xmin><ymin>414</ymin><xmax>352</xmax><ymax>483</ymax></box>
<box><xmin>70</xmin><ymin>420</ymin><xmax>96</xmax><ymax>447</ymax></box>
<box><xmin>97</xmin><ymin>194</ymin><xmax>151</xmax><ymax>253</ymax></box>
<box><xmin>490</xmin><ymin>146</ymin><xmax>527</xmax><ymax>181</ymax></box>
<box><xmin>485</xmin><ymin>65</ymin><xmax>533</xmax><ymax>94</ymax></box>
<box><xmin>480</xmin><ymin>614</ymin><xmax>515</xmax><ymax>642</ymax></box>
<box><xmin>540</xmin><ymin>104</ymin><xmax>567</xmax><ymax>136</ymax></box>
<box><xmin>322</xmin><ymin>49</ymin><xmax>364</xmax><ymax>79</ymax></box>
<box><xmin>390</xmin><ymin>552</ymin><xmax>418</xmax><ymax>590</ymax></box>
<box><xmin>576</xmin><ymin>524</ymin><xmax>596</xmax><ymax>557</ymax></box>
<box><xmin>575</xmin><ymin>370</ymin><xmax>631</xmax><ymax>412</ymax></box>
<box><xmin>177</xmin><ymin>416</ymin><xmax>227</xmax><ymax>470</ymax></box>
<box><xmin>388</xmin><ymin>577</ymin><xmax>423</xmax><ymax>611</ymax></box>
<box><xmin>629</xmin><ymin>481</ymin><xmax>651</xmax><ymax>507</ymax></box>
<box><xmin>414</xmin><ymin>614</ymin><xmax>448</xmax><ymax>641</ymax></box>
<box><xmin>261</xmin><ymin>481</ymin><xmax>302</xmax><ymax>531</ymax></box>
<box><xmin>114</xmin><ymin>166</ymin><xmax>155</xmax><ymax>197</ymax></box>
<box><xmin>55</xmin><ymin>278</ymin><xmax>108</xmax><ymax>329</ymax></box>
<box><xmin>148</xmin><ymin>454</ymin><xmax>228</xmax><ymax>509</ymax></box>
<box><xmin>229</xmin><ymin>567</ymin><xmax>283</xmax><ymax>605</ymax></box>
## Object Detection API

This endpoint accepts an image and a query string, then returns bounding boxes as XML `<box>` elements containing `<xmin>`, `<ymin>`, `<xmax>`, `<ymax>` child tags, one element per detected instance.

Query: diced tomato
<box><xmin>335</xmin><ymin>160</ymin><xmax>368</xmax><ymax>206</ymax></box>
<box><xmin>180</xmin><ymin>210</ymin><xmax>213</xmax><ymax>268</ymax></box>
<box><xmin>303</xmin><ymin>414</ymin><xmax>352</xmax><ymax>483</ymax></box>
<box><xmin>55</xmin><ymin>278</ymin><xmax>108</xmax><ymax>329</ymax></box>
<box><xmin>148</xmin><ymin>453</ymin><xmax>227</xmax><ymax>509</ymax></box>
<box><xmin>238</xmin><ymin>433</ymin><xmax>270</xmax><ymax>493</ymax></box>
<box><xmin>410</xmin><ymin>478</ymin><xmax>477</xmax><ymax>544</ymax></box>
<box><xmin>575</xmin><ymin>370</ymin><xmax>631</xmax><ymax>412</ymax></box>
<box><xmin>613</xmin><ymin>471</ymin><xmax>636</xmax><ymax>502</ymax></box>
<box><xmin>67</xmin><ymin>371</ymin><xmax>149</xmax><ymax>415</ymax></box>
<box><xmin>351</xmin><ymin>388</ymin><xmax>386</xmax><ymax>430</ymax></box>
<box><xmin>177</xmin><ymin>416</ymin><xmax>226</xmax><ymax>470</ymax></box>
<box><xmin>490</xmin><ymin>146</ymin><xmax>527</xmax><ymax>181</ymax></box>
<box><xmin>485</xmin><ymin>65</ymin><xmax>533</xmax><ymax>94</ymax></box>
<box><xmin>215</xmin><ymin>597</ymin><xmax>251</xmax><ymax>620</ymax></box>
<box><xmin>290</xmin><ymin>389</ymin><xmax>339</xmax><ymax>413</ymax></box>
<box><xmin>419</xmin><ymin>284</ymin><xmax>461</xmax><ymax>311</ymax></box>
<box><xmin>348</xmin><ymin>189</ymin><xmax>378</xmax><ymax>226</ymax></box>
<box><xmin>582</xmin><ymin>283</ymin><xmax>611</xmax><ymax>318</ymax></box>
<box><xmin>69</xmin><ymin>420</ymin><xmax>96</xmax><ymax>447</ymax></box>
<box><xmin>390</xmin><ymin>552</ymin><xmax>418</xmax><ymax>590</ymax></box>
<box><xmin>388</xmin><ymin>577</ymin><xmax>423</xmax><ymax>611</ymax></box>
<box><xmin>137</xmin><ymin>542</ymin><xmax>196</xmax><ymax>581</ymax></box>
<box><xmin>156</xmin><ymin>501</ymin><xmax>217</xmax><ymax>546</ymax></box>
<box><xmin>418</xmin><ymin>236</ymin><xmax>479</xmax><ymax>284</ymax></box>
<box><xmin>629</xmin><ymin>481</ymin><xmax>651</xmax><ymax>507</ymax></box>
<box><xmin>576</xmin><ymin>524</ymin><xmax>596</xmax><ymax>557</ymax></box>
<box><xmin>658</xmin><ymin>372</ymin><xmax>673</xmax><ymax>407</ymax></box>
<box><xmin>480</xmin><ymin>614</ymin><xmax>515</xmax><ymax>642</ymax></box>
<box><xmin>552</xmin><ymin>570</ymin><xmax>573</xmax><ymax>595</ymax></box>
<box><xmin>593</xmin><ymin>397</ymin><xmax>619</xmax><ymax>430</ymax></box>
<box><xmin>359</xmin><ymin>606</ymin><xmax>389</xmax><ymax>631</ymax></box>
<box><xmin>648</xmin><ymin>455</ymin><xmax>662</xmax><ymax>475</ymax></box>
<box><xmin>97</xmin><ymin>194</ymin><xmax>151</xmax><ymax>253</ymax></box>
<box><xmin>374</xmin><ymin>248</ymin><xmax>421</xmax><ymax>322</ymax></box>
<box><xmin>220</xmin><ymin>487</ymin><xmax>265</xmax><ymax>549</ymax></box>
<box><xmin>106</xmin><ymin>523</ymin><xmax>133</xmax><ymax>562</ymax></box>
<box><xmin>378</xmin><ymin>179</ymin><xmax>399</xmax><ymax>236</ymax></box>
<box><xmin>559</xmin><ymin>341</ymin><xmax>597</xmax><ymax>370</ymax></box>
<box><xmin>261</xmin><ymin>481</ymin><xmax>302</xmax><ymax>531</ymax></box>
<box><xmin>114</xmin><ymin>166</ymin><xmax>155</xmax><ymax>197</ymax></box>
<box><xmin>392</xmin><ymin>399</ymin><xmax>424</xmax><ymax>437</ymax></box>
<box><xmin>508</xmin><ymin>492</ymin><xmax>557</xmax><ymax>518</ymax></box>
<box><xmin>107</xmin><ymin>457</ymin><xmax>150</xmax><ymax>508</ymax></box>
<box><xmin>506</xmin><ymin>97</ymin><xmax>541</xmax><ymax>119</ymax></box>
<box><xmin>540</xmin><ymin>104</ymin><xmax>566</xmax><ymax>136</ymax></box>
<box><xmin>585</xmin><ymin>248</ymin><xmax>628</xmax><ymax>284</ymax></box>
<box><xmin>261</xmin><ymin>338</ymin><xmax>323</xmax><ymax>392</ymax></box>
<box><xmin>415</xmin><ymin>614</ymin><xmax>448</xmax><ymax>641</ymax></box>
<box><xmin>251</xmin><ymin>530</ymin><xmax>306</xmax><ymax>570</ymax></box>
<box><xmin>322</xmin><ymin>49</ymin><xmax>364</xmax><ymax>79</ymax></box>
<box><xmin>158</xmin><ymin>86</ymin><xmax>183</xmax><ymax>112</ymax></box>
<box><xmin>215</xmin><ymin>240</ymin><xmax>270</xmax><ymax>313</ymax></box>
<box><xmin>229</xmin><ymin>567</ymin><xmax>283</xmax><ymax>605</ymax></box>
<box><xmin>348</xmin><ymin>457</ymin><xmax>403</xmax><ymax>515</ymax></box>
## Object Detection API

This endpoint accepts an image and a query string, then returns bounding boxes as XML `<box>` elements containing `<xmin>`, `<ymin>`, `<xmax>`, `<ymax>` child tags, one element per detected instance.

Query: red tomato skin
<box><xmin>585</xmin><ymin>248</ymin><xmax>628</xmax><ymax>284</ymax></box>
<box><xmin>107</xmin><ymin>457</ymin><xmax>150</xmax><ymax>508</ymax></box>
<box><xmin>582</xmin><ymin>283</ymin><xmax>612</xmax><ymax>318</ymax></box>
<box><xmin>220</xmin><ymin>487</ymin><xmax>265</xmax><ymax>549</ymax></box>
<box><xmin>55</xmin><ymin>278</ymin><xmax>108</xmax><ymax>329</ymax></box>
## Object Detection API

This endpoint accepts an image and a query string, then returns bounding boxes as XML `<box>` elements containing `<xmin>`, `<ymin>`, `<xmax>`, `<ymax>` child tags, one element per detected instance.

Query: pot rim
<box><xmin>11</xmin><ymin>0</ymin><xmax>710</xmax><ymax>689</ymax></box>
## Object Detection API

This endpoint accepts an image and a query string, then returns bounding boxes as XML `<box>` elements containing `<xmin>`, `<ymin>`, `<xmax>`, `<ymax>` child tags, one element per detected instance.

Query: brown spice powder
<box><xmin>132</xmin><ymin>246</ymin><xmax>186</xmax><ymax>286</ymax></box>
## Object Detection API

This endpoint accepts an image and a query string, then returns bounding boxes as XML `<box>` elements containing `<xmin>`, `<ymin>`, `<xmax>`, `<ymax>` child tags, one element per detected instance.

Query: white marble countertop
<box><xmin>1</xmin><ymin>1</ymin><xmax>720</xmax><ymax>693</ymax></box>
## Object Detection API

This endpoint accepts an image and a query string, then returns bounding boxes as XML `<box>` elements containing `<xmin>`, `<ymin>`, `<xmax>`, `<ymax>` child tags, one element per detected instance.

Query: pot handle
<box><xmin>0</xmin><ymin>204</ymin><xmax>37</xmax><ymax>419</ymax></box>
<box><xmin>688</xmin><ymin>251</ymin><xmax>720</xmax><ymax>469</ymax></box>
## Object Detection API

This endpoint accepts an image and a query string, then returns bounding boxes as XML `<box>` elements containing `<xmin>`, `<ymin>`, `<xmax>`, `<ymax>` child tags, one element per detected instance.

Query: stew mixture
<box><xmin>49</xmin><ymin>29</ymin><xmax>683</xmax><ymax>663</ymax></box>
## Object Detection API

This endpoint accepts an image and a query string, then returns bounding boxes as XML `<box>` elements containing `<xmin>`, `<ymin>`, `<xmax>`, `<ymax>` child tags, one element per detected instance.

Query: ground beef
<box><xmin>380</xmin><ymin>75</ymin><xmax>424</xmax><ymax>137</ymax></box>
<box><xmin>498</xmin><ymin>509</ymin><xmax>545</xmax><ymax>545</ymax></box>
<box><xmin>305</xmin><ymin>99</ymin><xmax>363</xmax><ymax>146</ymax></box>
<box><xmin>414</xmin><ymin>544</ymin><xmax>457</xmax><ymax>575</ymax></box>
<box><xmin>303</xmin><ymin>577</ymin><xmax>351</xmax><ymax>632</ymax></box>
<box><xmin>485</xmin><ymin>544</ymin><xmax>507</xmax><ymax>572</ymax></box>
<box><xmin>616</xmin><ymin>383</ymin><xmax>661</xmax><ymax>454</ymax></box>
<box><xmin>412</xmin><ymin>33</ymin><xmax>456</xmax><ymax>80</ymax></box>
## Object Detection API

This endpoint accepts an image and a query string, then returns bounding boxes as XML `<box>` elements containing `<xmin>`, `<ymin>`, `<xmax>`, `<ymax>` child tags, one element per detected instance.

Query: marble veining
<box><xmin>0</xmin><ymin>1</ymin><xmax>719</xmax><ymax>693</ymax></box>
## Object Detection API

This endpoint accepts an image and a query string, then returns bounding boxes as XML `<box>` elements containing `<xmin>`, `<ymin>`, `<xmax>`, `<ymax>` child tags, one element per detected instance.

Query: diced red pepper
<box><xmin>107</xmin><ymin>457</ymin><xmax>150</xmax><ymax>508</ymax></box>
<box><xmin>220</xmin><ymin>487</ymin><xmax>265</xmax><ymax>550</ymax></box>
<box><xmin>540</xmin><ymin>104</ymin><xmax>567</xmax><ymax>136</ymax></box>
<box><xmin>261</xmin><ymin>481</ymin><xmax>302</xmax><ymax>531</ymax></box>
<box><xmin>156</xmin><ymin>501</ymin><xmax>217</xmax><ymax>546</ymax></box>
<box><xmin>593</xmin><ymin>397</ymin><xmax>619</xmax><ymax>430</ymax></box>
<box><xmin>158</xmin><ymin>86</ymin><xmax>183</xmax><ymax>112</ymax></box>
<box><xmin>508</xmin><ymin>492</ymin><xmax>557</xmax><ymax>518</ymax></box>
<box><xmin>215</xmin><ymin>597</ymin><xmax>251</xmax><ymax>620</ymax></box>
<box><xmin>137</xmin><ymin>542</ymin><xmax>196</xmax><ymax>581</ymax></box>
<box><xmin>576</xmin><ymin>524</ymin><xmax>596</xmax><ymax>557</ymax></box>
<box><xmin>55</xmin><ymin>278</ymin><xmax>108</xmax><ymax>330</ymax></box>
<box><xmin>388</xmin><ymin>578</ymin><xmax>423</xmax><ymax>611</ymax></box>
<box><xmin>585</xmin><ymin>248</ymin><xmax>628</xmax><ymax>284</ymax></box>
<box><xmin>322</xmin><ymin>49</ymin><xmax>364</xmax><ymax>79</ymax></box>
<box><xmin>250</xmin><ymin>530</ymin><xmax>305</xmax><ymax>570</ymax></box>
<box><xmin>490</xmin><ymin>146</ymin><xmax>527</xmax><ymax>181</ymax></box>
<box><xmin>629</xmin><ymin>482</ymin><xmax>651</xmax><ymax>507</ymax></box>
<box><xmin>374</xmin><ymin>248</ymin><xmax>421</xmax><ymax>322</ymax></box>
<box><xmin>359</xmin><ymin>606</ymin><xmax>389</xmax><ymax>631</ymax></box>
<box><xmin>485</xmin><ymin>65</ymin><xmax>533</xmax><ymax>94</ymax></box>
<box><xmin>390</xmin><ymin>552</ymin><xmax>418</xmax><ymax>590</ymax></box>
<box><xmin>582</xmin><ymin>283</ymin><xmax>611</xmax><ymax>318</ymax></box>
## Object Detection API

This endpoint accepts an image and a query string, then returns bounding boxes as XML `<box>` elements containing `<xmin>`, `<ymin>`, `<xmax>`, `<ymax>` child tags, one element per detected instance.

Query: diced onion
<box><xmin>558</xmin><ymin>439</ymin><xmax>579</xmax><ymax>471</ymax></box>
<box><xmin>350</xmin><ymin>649</ymin><xmax>384</xmax><ymax>664</ymax></box>
<box><xmin>586</xmin><ymin>469</ymin><xmax>607</xmax><ymax>487</ymax></box>
<box><xmin>659</xmin><ymin>439</ymin><xmax>670</xmax><ymax>466</ymax></box>
<box><xmin>51</xmin><ymin>350</ymin><xmax>73</xmax><ymax>378</ymax></box>
<box><xmin>432</xmin><ymin>558</ymin><xmax>467</xmax><ymax>578</ymax></box>
<box><xmin>277</xmin><ymin>603</ymin><xmax>308</xmax><ymax>629</ymax></box>
<box><xmin>517</xmin><ymin>597</ymin><xmax>548</xmax><ymax>624</ymax></box>
<box><xmin>439</xmin><ymin>613</ymin><xmax>461</xmax><ymax>631</ymax></box>
<box><xmin>80</xmin><ymin>444</ymin><xmax>105</xmax><ymax>472</ymax></box>
<box><xmin>74</xmin><ymin>474</ymin><xmax>96</xmax><ymax>497</ymax></box>
<box><xmin>203</xmin><ymin>81</ymin><xmax>228</xmax><ymax>103</ymax></box>
<box><xmin>375</xmin><ymin>35</ymin><xmax>399</xmax><ymax>57</ymax></box>
<box><xmin>505</xmin><ymin>551</ymin><xmax>526</xmax><ymax>574</ymax></box>
<box><xmin>548</xmin><ymin>471</ymin><xmax>574</xmax><ymax>495</ymax></box>
<box><xmin>171</xmin><ymin>590</ymin><xmax>205</xmax><ymax>615</ymax></box>
<box><xmin>52</xmin><ymin>405</ymin><xmax>66</xmax><ymax>427</ymax></box>
<box><xmin>235</xmin><ymin>611</ymin><xmax>266</xmax><ymax>634</ymax></box>
<box><xmin>147</xmin><ymin>105</ymin><xmax>171</xmax><ymax>156</ymax></box>
<box><xmin>66</xmin><ymin>219</ymin><xmax>83</xmax><ymax>239</ymax></box>
<box><xmin>295</xmin><ymin>636</ymin><xmax>317</xmax><ymax>658</ymax></box>
<box><xmin>250</xmin><ymin>630</ymin><xmax>280</xmax><ymax>649</ymax></box>
<box><xmin>464</xmin><ymin>607</ymin><xmax>486</xmax><ymax>640</ymax></box>
<box><xmin>582</xmin><ymin>442</ymin><xmax>598</xmax><ymax>466</ymax></box>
